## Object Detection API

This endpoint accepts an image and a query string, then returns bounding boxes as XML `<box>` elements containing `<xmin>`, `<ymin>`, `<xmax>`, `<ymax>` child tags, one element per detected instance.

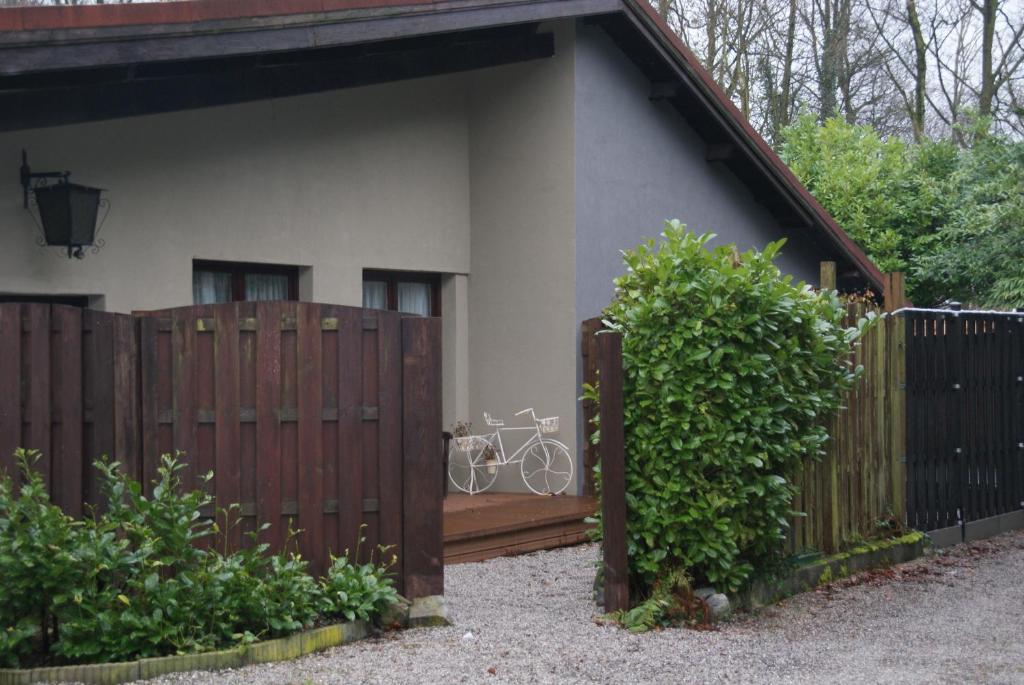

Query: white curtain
<box><xmin>397</xmin><ymin>281</ymin><xmax>431</xmax><ymax>316</ymax></box>
<box><xmin>363</xmin><ymin>281</ymin><xmax>388</xmax><ymax>310</ymax></box>
<box><xmin>193</xmin><ymin>271</ymin><xmax>231</xmax><ymax>304</ymax></box>
<box><xmin>245</xmin><ymin>273</ymin><xmax>289</xmax><ymax>301</ymax></box>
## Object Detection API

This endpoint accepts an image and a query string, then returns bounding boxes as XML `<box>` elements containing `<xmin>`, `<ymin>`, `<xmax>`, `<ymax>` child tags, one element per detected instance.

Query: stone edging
<box><xmin>732</xmin><ymin>532</ymin><xmax>927</xmax><ymax>612</ymax></box>
<box><xmin>0</xmin><ymin>621</ymin><xmax>368</xmax><ymax>685</ymax></box>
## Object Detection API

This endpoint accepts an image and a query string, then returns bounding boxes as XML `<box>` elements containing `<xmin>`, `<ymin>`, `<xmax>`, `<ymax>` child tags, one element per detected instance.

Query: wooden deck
<box><xmin>443</xmin><ymin>493</ymin><xmax>597</xmax><ymax>564</ymax></box>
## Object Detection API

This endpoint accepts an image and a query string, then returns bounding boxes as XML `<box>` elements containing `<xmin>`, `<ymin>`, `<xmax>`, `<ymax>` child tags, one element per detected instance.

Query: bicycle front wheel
<box><xmin>520</xmin><ymin>439</ymin><xmax>574</xmax><ymax>495</ymax></box>
<box><xmin>448</xmin><ymin>440</ymin><xmax>499</xmax><ymax>495</ymax></box>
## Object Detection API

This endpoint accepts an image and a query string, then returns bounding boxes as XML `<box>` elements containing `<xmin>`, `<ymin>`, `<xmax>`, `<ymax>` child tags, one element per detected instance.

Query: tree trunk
<box><xmin>906</xmin><ymin>0</ymin><xmax>928</xmax><ymax>141</ymax></box>
<box><xmin>978</xmin><ymin>0</ymin><xmax>996</xmax><ymax>117</ymax></box>
<box><xmin>706</xmin><ymin>4</ymin><xmax>718</xmax><ymax>73</ymax></box>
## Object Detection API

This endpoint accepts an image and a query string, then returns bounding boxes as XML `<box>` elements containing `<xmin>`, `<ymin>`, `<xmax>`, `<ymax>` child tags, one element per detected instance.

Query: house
<box><xmin>0</xmin><ymin>0</ymin><xmax>883</xmax><ymax>496</ymax></box>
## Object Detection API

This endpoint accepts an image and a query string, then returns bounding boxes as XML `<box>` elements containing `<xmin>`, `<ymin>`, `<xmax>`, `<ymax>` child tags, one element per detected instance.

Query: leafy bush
<box><xmin>781</xmin><ymin>113</ymin><xmax>945</xmax><ymax>279</ymax></box>
<box><xmin>781</xmin><ymin>113</ymin><xmax>1024</xmax><ymax>308</ymax></box>
<box><xmin>914</xmin><ymin>127</ymin><xmax>1024</xmax><ymax>308</ymax></box>
<box><xmin>320</xmin><ymin>532</ymin><xmax>399</xmax><ymax>623</ymax></box>
<box><xmin>0</xmin><ymin>450</ymin><xmax>82</xmax><ymax>665</ymax></box>
<box><xmin>589</xmin><ymin>225</ymin><xmax>868</xmax><ymax>594</ymax></box>
<box><xmin>0</xmin><ymin>451</ymin><xmax>396</xmax><ymax>668</ymax></box>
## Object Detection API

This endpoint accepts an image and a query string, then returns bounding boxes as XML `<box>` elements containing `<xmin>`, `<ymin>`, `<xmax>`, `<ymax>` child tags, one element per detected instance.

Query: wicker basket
<box><xmin>537</xmin><ymin>416</ymin><xmax>559</xmax><ymax>434</ymax></box>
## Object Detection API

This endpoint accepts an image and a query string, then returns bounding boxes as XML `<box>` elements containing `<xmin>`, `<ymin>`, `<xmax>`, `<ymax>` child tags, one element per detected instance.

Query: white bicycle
<box><xmin>448</xmin><ymin>408</ymin><xmax>574</xmax><ymax>496</ymax></box>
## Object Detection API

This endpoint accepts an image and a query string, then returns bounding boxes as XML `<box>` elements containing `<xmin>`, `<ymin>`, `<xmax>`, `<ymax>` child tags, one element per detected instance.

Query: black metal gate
<box><xmin>904</xmin><ymin>309</ymin><xmax>1024</xmax><ymax>540</ymax></box>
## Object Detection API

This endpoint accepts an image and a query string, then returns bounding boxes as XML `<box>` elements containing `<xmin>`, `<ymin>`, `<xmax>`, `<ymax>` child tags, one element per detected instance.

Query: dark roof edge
<box><xmin>0</xmin><ymin>0</ymin><xmax>429</xmax><ymax>32</ymax></box>
<box><xmin>0</xmin><ymin>0</ymin><xmax>618</xmax><ymax>76</ymax></box>
<box><xmin>621</xmin><ymin>0</ymin><xmax>885</xmax><ymax>293</ymax></box>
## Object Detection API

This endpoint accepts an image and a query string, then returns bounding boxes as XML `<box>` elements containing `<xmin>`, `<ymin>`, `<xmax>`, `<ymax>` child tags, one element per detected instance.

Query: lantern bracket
<box><xmin>20</xmin><ymin>150</ymin><xmax>71</xmax><ymax>209</ymax></box>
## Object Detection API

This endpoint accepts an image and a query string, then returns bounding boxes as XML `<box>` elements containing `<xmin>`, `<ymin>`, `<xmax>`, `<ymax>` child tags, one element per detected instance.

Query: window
<box><xmin>362</xmin><ymin>270</ymin><xmax>440</xmax><ymax>317</ymax></box>
<box><xmin>192</xmin><ymin>260</ymin><xmax>298</xmax><ymax>304</ymax></box>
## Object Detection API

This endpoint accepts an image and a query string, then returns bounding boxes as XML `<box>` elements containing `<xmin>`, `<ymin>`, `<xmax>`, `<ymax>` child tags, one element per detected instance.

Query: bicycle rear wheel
<box><xmin>448</xmin><ymin>440</ymin><xmax>499</xmax><ymax>495</ymax></box>
<box><xmin>520</xmin><ymin>439</ymin><xmax>573</xmax><ymax>495</ymax></box>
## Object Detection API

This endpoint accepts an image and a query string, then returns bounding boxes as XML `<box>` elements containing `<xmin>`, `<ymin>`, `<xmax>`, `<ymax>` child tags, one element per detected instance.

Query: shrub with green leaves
<box><xmin>320</xmin><ymin>533</ymin><xmax>399</xmax><ymax>623</ymax></box>
<box><xmin>0</xmin><ymin>451</ymin><xmax>395</xmax><ymax>668</ymax></box>
<box><xmin>590</xmin><ymin>224</ymin><xmax>867</xmax><ymax>594</ymax></box>
<box><xmin>0</xmin><ymin>450</ymin><xmax>82</xmax><ymax>666</ymax></box>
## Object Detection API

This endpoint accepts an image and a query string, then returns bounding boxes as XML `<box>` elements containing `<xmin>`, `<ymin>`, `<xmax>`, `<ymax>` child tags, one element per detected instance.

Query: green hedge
<box><xmin>0</xmin><ymin>451</ymin><xmax>398</xmax><ymax>668</ymax></box>
<box><xmin>589</xmin><ymin>224</ymin><xmax>871</xmax><ymax>594</ymax></box>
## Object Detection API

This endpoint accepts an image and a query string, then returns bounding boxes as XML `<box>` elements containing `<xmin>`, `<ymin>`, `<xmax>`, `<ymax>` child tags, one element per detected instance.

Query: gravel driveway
<box><xmin>140</xmin><ymin>530</ymin><xmax>1024</xmax><ymax>685</ymax></box>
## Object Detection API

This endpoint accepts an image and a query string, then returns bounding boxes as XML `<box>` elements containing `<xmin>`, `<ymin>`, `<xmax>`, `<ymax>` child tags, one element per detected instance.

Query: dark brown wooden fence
<box><xmin>905</xmin><ymin>309</ymin><xmax>1024</xmax><ymax>538</ymax></box>
<box><xmin>0</xmin><ymin>301</ymin><xmax>443</xmax><ymax>596</ymax></box>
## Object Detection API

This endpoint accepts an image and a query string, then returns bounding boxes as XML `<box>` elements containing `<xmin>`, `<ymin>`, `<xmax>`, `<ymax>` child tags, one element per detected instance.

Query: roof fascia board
<box><xmin>617</xmin><ymin>0</ymin><xmax>885</xmax><ymax>291</ymax></box>
<box><xmin>1</xmin><ymin>0</ymin><xmax>619</xmax><ymax>76</ymax></box>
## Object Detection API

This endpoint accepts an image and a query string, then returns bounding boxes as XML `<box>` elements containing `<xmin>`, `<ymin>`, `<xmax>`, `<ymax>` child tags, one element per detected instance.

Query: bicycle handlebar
<box><xmin>514</xmin><ymin>408</ymin><xmax>535</xmax><ymax>417</ymax></box>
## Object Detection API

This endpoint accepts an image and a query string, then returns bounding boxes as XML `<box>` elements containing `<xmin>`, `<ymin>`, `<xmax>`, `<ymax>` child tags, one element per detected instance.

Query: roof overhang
<box><xmin>0</xmin><ymin>0</ymin><xmax>885</xmax><ymax>293</ymax></box>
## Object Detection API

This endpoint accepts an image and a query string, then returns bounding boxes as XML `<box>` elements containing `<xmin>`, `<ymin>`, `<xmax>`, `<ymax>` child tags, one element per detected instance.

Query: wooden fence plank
<box><xmin>171</xmin><ymin>308</ymin><xmax>197</xmax><ymax>491</ymax></box>
<box><xmin>139</xmin><ymin>316</ymin><xmax>161</xmax><ymax>493</ymax></box>
<box><xmin>53</xmin><ymin>305</ymin><xmax>83</xmax><ymax>516</ymax></box>
<box><xmin>215</xmin><ymin>305</ymin><xmax>242</xmax><ymax>551</ymax></box>
<box><xmin>0</xmin><ymin>304</ymin><xmax>22</xmax><ymax>477</ymax></box>
<box><xmin>84</xmin><ymin>309</ymin><xmax>114</xmax><ymax>506</ymax></box>
<box><xmin>27</xmin><ymin>304</ymin><xmax>51</xmax><ymax>485</ymax></box>
<box><xmin>401</xmin><ymin>316</ymin><xmax>443</xmax><ymax>599</ymax></box>
<box><xmin>336</xmin><ymin>307</ymin><xmax>363</xmax><ymax>560</ymax></box>
<box><xmin>377</xmin><ymin>311</ymin><xmax>403</xmax><ymax>591</ymax></box>
<box><xmin>297</xmin><ymin>303</ymin><xmax>325</xmax><ymax>575</ymax></box>
<box><xmin>255</xmin><ymin>301</ymin><xmax>283</xmax><ymax>552</ymax></box>
<box><xmin>113</xmin><ymin>314</ymin><xmax>140</xmax><ymax>482</ymax></box>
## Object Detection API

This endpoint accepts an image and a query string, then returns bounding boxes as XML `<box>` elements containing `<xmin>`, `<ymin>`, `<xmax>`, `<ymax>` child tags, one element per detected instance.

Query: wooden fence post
<box><xmin>883</xmin><ymin>272</ymin><xmax>905</xmax><ymax>312</ymax></box>
<box><xmin>401</xmin><ymin>316</ymin><xmax>444</xmax><ymax>599</ymax></box>
<box><xmin>820</xmin><ymin>261</ymin><xmax>837</xmax><ymax>291</ymax></box>
<box><xmin>887</xmin><ymin>310</ymin><xmax>907</xmax><ymax>525</ymax></box>
<box><xmin>597</xmin><ymin>330</ymin><xmax>629</xmax><ymax>613</ymax></box>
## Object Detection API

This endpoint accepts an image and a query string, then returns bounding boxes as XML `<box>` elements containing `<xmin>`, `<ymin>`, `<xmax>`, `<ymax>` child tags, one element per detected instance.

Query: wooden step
<box><xmin>443</xmin><ymin>493</ymin><xmax>596</xmax><ymax>564</ymax></box>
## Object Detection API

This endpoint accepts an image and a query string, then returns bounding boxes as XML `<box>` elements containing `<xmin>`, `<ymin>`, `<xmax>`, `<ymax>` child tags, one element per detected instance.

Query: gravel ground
<box><xmin>139</xmin><ymin>530</ymin><xmax>1024</xmax><ymax>685</ymax></box>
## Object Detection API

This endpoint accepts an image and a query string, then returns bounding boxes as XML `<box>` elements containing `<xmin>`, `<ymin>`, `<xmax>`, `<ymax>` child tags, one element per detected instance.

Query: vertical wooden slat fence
<box><xmin>783</xmin><ymin>300</ymin><xmax>906</xmax><ymax>555</ymax></box>
<box><xmin>0</xmin><ymin>301</ymin><xmax>443</xmax><ymax>596</ymax></box>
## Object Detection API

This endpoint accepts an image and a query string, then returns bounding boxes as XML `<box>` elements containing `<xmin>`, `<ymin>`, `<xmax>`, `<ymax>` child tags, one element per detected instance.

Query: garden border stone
<box><xmin>732</xmin><ymin>532</ymin><xmax>927</xmax><ymax>611</ymax></box>
<box><xmin>0</xmin><ymin>620</ymin><xmax>370</xmax><ymax>685</ymax></box>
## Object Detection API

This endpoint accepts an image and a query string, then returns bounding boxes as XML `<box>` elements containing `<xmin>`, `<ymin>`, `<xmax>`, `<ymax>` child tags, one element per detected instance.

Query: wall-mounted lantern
<box><xmin>20</xmin><ymin>150</ymin><xmax>108</xmax><ymax>259</ymax></box>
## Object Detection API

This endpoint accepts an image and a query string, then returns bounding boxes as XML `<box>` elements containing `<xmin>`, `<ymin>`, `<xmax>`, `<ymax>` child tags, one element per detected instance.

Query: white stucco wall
<box><xmin>0</xmin><ymin>75</ymin><xmax>472</xmax><ymax>312</ymax></box>
<box><xmin>467</xmin><ymin>22</ymin><xmax>578</xmax><ymax>492</ymax></box>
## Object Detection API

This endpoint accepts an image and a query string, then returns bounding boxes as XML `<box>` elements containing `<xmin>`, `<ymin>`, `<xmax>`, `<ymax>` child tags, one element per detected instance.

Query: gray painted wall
<box><xmin>573</xmin><ymin>21</ymin><xmax>825</xmax><ymax>324</ymax></box>
<box><xmin>571</xmin><ymin>22</ymin><xmax>828</xmax><ymax>471</ymax></box>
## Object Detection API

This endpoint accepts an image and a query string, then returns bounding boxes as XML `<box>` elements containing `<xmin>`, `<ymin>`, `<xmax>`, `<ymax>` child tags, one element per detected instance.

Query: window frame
<box><xmin>0</xmin><ymin>294</ymin><xmax>90</xmax><ymax>307</ymax></box>
<box><xmin>193</xmin><ymin>259</ymin><xmax>299</xmax><ymax>303</ymax></box>
<box><xmin>362</xmin><ymin>269</ymin><xmax>441</xmax><ymax>317</ymax></box>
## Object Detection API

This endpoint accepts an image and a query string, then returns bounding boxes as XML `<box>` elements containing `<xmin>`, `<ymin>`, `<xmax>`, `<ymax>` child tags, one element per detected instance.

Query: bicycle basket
<box><xmin>537</xmin><ymin>416</ymin><xmax>559</xmax><ymax>434</ymax></box>
<box><xmin>453</xmin><ymin>435</ymin><xmax>488</xmax><ymax>452</ymax></box>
